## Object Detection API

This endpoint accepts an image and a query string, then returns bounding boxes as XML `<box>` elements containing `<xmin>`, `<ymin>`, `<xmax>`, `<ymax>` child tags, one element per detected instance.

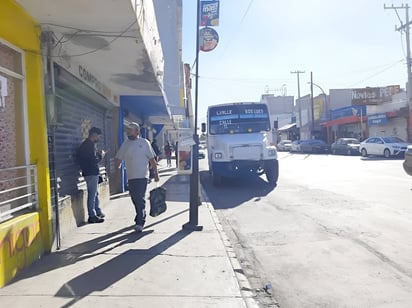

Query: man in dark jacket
<box><xmin>78</xmin><ymin>127</ymin><xmax>105</xmax><ymax>223</ymax></box>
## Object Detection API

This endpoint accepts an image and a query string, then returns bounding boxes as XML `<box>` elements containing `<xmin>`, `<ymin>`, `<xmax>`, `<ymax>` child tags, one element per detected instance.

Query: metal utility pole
<box><xmin>384</xmin><ymin>3</ymin><xmax>412</xmax><ymax>140</ymax></box>
<box><xmin>310</xmin><ymin>72</ymin><xmax>315</xmax><ymax>138</ymax></box>
<box><xmin>291</xmin><ymin>70</ymin><xmax>305</xmax><ymax>128</ymax></box>
<box><xmin>183</xmin><ymin>0</ymin><xmax>203</xmax><ymax>232</ymax></box>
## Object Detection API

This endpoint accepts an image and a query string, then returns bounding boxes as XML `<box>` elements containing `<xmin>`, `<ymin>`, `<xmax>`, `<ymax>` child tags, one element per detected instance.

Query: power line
<box><xmin>215</xmin><ymin>0</ymin><xmax>255</xmax><ymax>60</ymax></box>
<box><xmin>239</xmin><ymin>0</ymin><xmax>255</xmax><ymax>24</ymax></box>
<box><xmin>384</xmin><ymin>3</ymin><xmax>412</xmax><ymax>138</ymax></box>
<box><xmin>25</xmin><ymin>20</ymin><xmax>138</xmax><ymax>58</ymax></box>
<box><xmin>347</xmin><ymin>59</ymin><xmax>404</xmax><ymax>87</ymax></box>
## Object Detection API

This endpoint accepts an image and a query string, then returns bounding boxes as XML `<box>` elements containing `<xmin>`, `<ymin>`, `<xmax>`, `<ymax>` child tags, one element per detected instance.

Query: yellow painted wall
<box><xmin>0</xmin><ymin>0</ymin><xmax>52</xmax><ymax>286</ymax></box>
<box><xmin>0</xmin><ymin>213</ymin><xmax>43</xmax><ymax>286</ymax></box>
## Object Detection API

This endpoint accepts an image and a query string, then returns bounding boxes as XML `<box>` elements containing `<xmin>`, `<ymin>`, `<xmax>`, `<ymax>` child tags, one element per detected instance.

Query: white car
<box><xmin>198</xmin><ymin>145</ymin><xmax>206</xmax><ymax>159</ymax></box>
<box><xmin>290</xmin><ymin>140</ymin><xmax>302</xmax><ymax>152</ymax></box>
<box><xmin>359</xmin><ymin>136</ymin><xmax>409</xmax><ymax>158</ymax></box>
<box><xmin>277</xmin><ymin>140</ymin><xmax>292</xmax><ymax>151</ymax></box>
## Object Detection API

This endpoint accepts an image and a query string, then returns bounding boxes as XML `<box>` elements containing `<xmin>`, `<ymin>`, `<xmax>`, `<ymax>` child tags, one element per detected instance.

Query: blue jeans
<box><xmin>128</xmin><ymin>178</ymin><xmax>148</xmax><ymax>226</ymax></box>
<box><xmin>84</xmin><ymin>175</ymin><xmax>102</xmax><ymax>218</ymax></box>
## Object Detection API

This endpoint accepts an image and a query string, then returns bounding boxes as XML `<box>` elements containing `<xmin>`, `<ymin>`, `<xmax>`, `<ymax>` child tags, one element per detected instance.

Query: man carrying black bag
<box><xmin>115</xmin><ymin>122</ymin><xmax>159</xmax><ymax>233</ymax></box>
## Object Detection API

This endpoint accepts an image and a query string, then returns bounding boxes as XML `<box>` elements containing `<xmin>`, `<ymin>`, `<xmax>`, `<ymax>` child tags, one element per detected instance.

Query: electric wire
<box><xmin>347</xmin><ymin>59</ymin><xmax>404</xmax><ymax>87</ymax></box>
<box><xmin>54</xmin><ymin>20</ymin><xmax>137</xmax><ymax>58</ymax></box>
<box><xmin>26</xmin><ymin>3</ymin><xmax>145</xmax><ymax>58</ymax></box>
<box><xmin>24</xmin><ymin>20</ymin><xmax>138</xmax><ymax>58</ymax></box>
<box><xmin>216</xmin><ymin>0</ymin><xmax>255</xmax><ymax>60</ymax></box>
<box><xmin>40</xmin><ymin>22</ymin><xmax>135</xmax><ymax>34</ymax></box>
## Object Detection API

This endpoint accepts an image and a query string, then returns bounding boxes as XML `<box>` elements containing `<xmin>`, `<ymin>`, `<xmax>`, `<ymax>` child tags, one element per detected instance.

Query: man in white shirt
<box><xmin>115</xmin><ymin>122</ymin><xmax>159</xmax><ymax>232</ymax></box>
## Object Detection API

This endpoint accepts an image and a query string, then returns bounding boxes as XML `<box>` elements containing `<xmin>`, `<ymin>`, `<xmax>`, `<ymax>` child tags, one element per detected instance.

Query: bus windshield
<box><xmin>208</xmin><ymin>104</ymin><xmax>270</xmax><ymax>135</ymax></box>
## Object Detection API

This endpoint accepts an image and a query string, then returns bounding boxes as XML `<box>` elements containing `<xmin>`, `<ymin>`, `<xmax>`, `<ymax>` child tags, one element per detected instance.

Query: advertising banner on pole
<box><xmin>199</xmin><ymin>27</ymin><xmax>219</xmax><ymax>52</ymax></box>
<box><xmin>200</xmin><ymin>0</ymin><xmax>219</xmax><ymax>26</ymax></box>
<box><xmin>177</xmin><ymin>128</ymin><xmax>194</xmax><ymax>174</ymax></box>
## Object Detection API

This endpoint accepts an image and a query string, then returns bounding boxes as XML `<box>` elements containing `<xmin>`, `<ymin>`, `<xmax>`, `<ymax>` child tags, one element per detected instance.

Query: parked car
<box><xmin>198</xmin><ymin>145</ymin><xmax>206</xmax><ymax>159</ymax></box>
<box><xmin>403</xmin><ymin>145</ymin><xmax>412</xmax><ymax>176</ymax></box>
<box><xmin>359</xmin><ymin>136</ymin><xmax>409</xmax><ymax>158</ymax></box>
<box><xmin>331</xmin><ymin>138</ymin><xmax>360</xmax><ymax>155</ymax></box>
<box><xmin>290</xmin><ymin>140</ymin><xmax>302</xmax><ymax>152</ymax></box>
<box><xmin>300</xmin><ymin>139</ymin><xmax>330</xmax><ymax>154</ymax></box>
<box><xmin>277</xmin><ymin>140</ymin><xmax>292</xmax><ymax>151</ymax></box>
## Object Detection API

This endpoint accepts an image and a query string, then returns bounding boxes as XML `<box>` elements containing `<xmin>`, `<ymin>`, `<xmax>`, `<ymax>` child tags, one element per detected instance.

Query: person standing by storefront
<box><xmin>115</xmin><ymin>122</ymin><xmax>159</xmax><ymax>232</ymax></box>
<box><xmin>164</xmin><ymin>141</ymin><xmax>172</xmax><ymax>167</ymax></box>
<box><xmin>78</xmin><ymin>127</ymin><xmax>106</xmax><ymax>223</ymax></box>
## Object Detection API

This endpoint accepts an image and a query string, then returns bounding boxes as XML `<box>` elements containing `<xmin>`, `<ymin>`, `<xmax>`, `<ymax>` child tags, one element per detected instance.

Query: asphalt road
<box><xmin>200</xmin><ymin>152</ymin><xmax>412</xmax><ymax>308</ymax></box>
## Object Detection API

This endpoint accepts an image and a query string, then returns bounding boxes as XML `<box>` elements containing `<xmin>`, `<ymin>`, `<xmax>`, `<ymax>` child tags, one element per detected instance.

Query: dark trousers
<box><xmin>128</xmin><ymin>178</ymin><xmax>148</xmax><ymax>226</ymax></box>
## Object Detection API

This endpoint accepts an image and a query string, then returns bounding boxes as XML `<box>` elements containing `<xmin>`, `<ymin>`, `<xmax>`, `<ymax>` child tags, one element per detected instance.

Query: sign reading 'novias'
<box><xmin>351</xmin><ymin>85</ymin><xmax>400</xmax><ymax>105</ymax></box>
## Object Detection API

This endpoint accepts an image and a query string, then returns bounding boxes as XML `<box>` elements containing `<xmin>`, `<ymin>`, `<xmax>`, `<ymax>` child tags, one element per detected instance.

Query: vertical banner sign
<box><xmin>177</xmin><ymin>128</ymin><xmax>194</xmax><ymax>174</ymax></box>
<box><xmin>313</xmin><ymin>98</ymin><xmax>323</xmax><ymax>120</ymax></box>
<box><xmin>200</xmin><ymin>0</ymin><xmax>220</xmax><ymax>26</ymax></box>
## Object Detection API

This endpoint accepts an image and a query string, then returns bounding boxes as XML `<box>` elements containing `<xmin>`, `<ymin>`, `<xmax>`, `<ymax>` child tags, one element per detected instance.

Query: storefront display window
<box><xmin>0</xmin><ymin>40</ymin><xmax>25</xmax><ymax>169</ymax></box>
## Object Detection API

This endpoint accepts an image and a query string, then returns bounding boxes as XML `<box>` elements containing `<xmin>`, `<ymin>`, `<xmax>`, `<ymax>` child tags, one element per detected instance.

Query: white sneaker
<box><xmin>135</xmin><ymin>225</ymin><xmax>143</xmax><ymax>233</ymax></box>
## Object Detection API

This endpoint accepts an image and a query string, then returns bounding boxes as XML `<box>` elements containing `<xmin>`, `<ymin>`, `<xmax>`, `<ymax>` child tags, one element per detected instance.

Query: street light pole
<box><xmin>291</xmin><ymin>70</ymin><xmax>304</xmax><ymax>129</ymax></box>
<box><xmin>183</xmin><ymin>0</ymin><xmax>203</xmax><ymax>232</ymax></box>
<box><xmin>311</xmin><ymin>82</ymin><xmax>326</xmax><ymax>96</ymax></box>
<box><xmin>308</xmin><ymin>77</ymin><xmax>327</xmax><ymax>140</ymax></box>
<box><xmin>310</xmin><ymin>72</ymin><xmax>315</xmax><ymax>138</ymax></box>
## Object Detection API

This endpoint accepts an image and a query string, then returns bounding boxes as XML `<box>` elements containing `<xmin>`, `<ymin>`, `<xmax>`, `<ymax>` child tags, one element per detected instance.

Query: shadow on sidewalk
<box><xmin>56</xmin><ymin>229</ymin><xmax>192</xmax><ymax>307</ymax></box>
<box><xmin>12</xmin><ymin>225</ymin><xmax>147</xmax><ymax>282</ymax></box>
<box><xmin>12</xmin><ymin>208</ymin><xmax>189</xmax><ymax>284</ymax></box>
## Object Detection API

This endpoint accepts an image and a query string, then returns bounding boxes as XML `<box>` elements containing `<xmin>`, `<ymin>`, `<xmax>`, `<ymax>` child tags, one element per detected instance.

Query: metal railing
<box><xmin>0</xmin><ymin>165</ymin><xmax>38</xmax><ymax>222</ymax></box>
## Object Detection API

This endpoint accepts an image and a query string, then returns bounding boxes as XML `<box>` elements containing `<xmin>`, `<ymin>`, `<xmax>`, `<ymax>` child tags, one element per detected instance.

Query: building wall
<box><xmin>153</xmin><ymin>0</ymin><xmax>185</xmax><ymax>115</ymax></box>
<box><xmin>262</xmin><ymin>94</ymin><xmax>294</xmax><ymax>114</ymax></box>
<box><xmin>0</xmin><ymin>0</ymin><xmax>51</xmax><ymax>286</ymax></box>
<box><xmin>369</xmin><ymin>117</ymin><xmax>407</xmax><ymax>141</ymax></box>
<box><xmin>329</xmin><ymin>89</ymin><xmax>352</xmax><ymax>110</ymax></box>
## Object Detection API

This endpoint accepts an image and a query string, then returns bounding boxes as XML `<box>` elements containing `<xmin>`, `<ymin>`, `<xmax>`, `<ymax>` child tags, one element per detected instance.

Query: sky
<box><xmin>182</xmin><ymin>0</ymin><xmax>412</xmax><ymax>122</ymax></box>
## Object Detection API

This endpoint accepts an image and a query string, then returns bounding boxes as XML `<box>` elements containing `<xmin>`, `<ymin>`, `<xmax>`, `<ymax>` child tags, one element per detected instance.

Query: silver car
<box><xmin>277</xmin><ymin>140</ymin><xmax>292</xmax><ymax>151</ymax></box>
<box><xmin>359</xmin><ymin>136</ymin><xmax>409</xmax><ymax>158</ymax></box>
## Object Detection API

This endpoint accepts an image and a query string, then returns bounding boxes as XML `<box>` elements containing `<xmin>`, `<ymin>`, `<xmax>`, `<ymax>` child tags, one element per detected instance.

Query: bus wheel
<box><xmin>265</xmin><ymin>160</ymin><xmax>279</xmax><ymax>186</ymax></box>
<box><xmin>212</xmin><ymin>169</ymin><xmax>222</xmax><ymax>186</ymax></box>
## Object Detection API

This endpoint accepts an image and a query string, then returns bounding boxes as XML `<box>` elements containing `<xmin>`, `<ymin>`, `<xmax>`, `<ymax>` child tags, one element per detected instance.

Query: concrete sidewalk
<box><xmin>0</xmin><ymin>161</ymin><xmax>258</xmax><ymax>307</ymax></box>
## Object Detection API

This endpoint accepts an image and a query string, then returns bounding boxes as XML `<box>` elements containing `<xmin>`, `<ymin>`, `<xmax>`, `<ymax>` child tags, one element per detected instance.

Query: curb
<box><xmin>201</xmin><ymin>187</ymin><xmax>260</xmax><ymax>308</ymax></box>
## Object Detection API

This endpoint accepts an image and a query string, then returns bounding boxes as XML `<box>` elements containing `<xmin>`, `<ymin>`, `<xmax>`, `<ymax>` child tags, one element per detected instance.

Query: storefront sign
<box><xmin>368</xmin><ymin>113</ymin><xmax>387</xmax><ymax>126</ymax></box>
<box><xmin>78</xmin><ymin>65</ymin><xmax>112</xmax><ymax>100</ymax></box>
<box><xmin>200</xmin><ymin>0</ymin><xmax>219</xmax><ymax>26</ymax></box>
<box><xmin>314</xmin><ymin>98</ymin><xmax>323</xmax><ymax>121</ymax></box>
<box><xmin>351</xmin><ymin>85</ymin><xmax>400</xmax><ymax>105</ymax></box>
<box><xmin>330</xmin><ymin>105</ymin><xmax>366</xmax><ymax>120</ymax></box>
<box><xmin>199</xmin><ymin>27</ymin><xmax>219</xmax><ymax>52</ymax></box>
<box><xmin>55</xmin><ymin>55</ymin><xmax>117</xmax><ymax>106</ymax></box>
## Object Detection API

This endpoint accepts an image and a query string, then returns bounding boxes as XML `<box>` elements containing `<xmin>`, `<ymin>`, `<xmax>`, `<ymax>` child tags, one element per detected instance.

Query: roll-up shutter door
<box><xmin>50</xmin><ymin>64</ymin><xmax>112</xmax><ymax>198</ymax></box>
<box><xmin>53</xmin><ymin>91</ymin><xmax>105</xmax><ymax>197</ymax></box>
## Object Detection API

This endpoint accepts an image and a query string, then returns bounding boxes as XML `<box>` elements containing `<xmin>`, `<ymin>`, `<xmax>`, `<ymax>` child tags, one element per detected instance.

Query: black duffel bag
<box><xmin>149</xmin><ymin>186</ymin><xmax>167</xmax><ymax>217</ymax></box>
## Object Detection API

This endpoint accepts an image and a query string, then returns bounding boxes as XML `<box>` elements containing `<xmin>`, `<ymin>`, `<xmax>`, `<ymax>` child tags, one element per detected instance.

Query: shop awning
<box><xmin>16</xmin><ymin>0</ymin><xmax>164</xmax><ymax>97</ymax></box>
<box><xmin>321</xmin><ymin>115</ymin><xmax>365</xmax><ymax>127</ymax></box>
<box><xmin>278</xmin><ymin>123</ymin><xmax>297</xmax><ymax>131</ymax></box>
<box><xmin>121</xmin><ymin>95</ymin><xmax>171</xmax><ymax>125</ymax></box>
